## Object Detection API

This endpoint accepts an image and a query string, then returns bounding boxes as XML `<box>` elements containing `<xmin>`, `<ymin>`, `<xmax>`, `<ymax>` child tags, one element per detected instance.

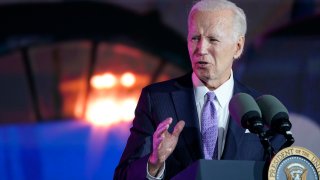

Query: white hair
<box><xmin>188</xmin><ymin>0</ymin><xmax>247</xmax><ymax>40</ymax></box>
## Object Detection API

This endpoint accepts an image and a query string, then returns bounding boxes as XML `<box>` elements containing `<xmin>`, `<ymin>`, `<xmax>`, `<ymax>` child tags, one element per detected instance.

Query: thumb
<box><xmin>172</xmin><ymin>120</ymin><xmax>185</xmax><ymax>137</ymax></box>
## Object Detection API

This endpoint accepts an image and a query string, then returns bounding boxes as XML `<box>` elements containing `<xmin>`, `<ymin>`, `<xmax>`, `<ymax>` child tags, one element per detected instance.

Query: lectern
<box><xmin>172</xmin><ymin>160</ymin><xmax>266</xmax><ymax>180</ymax></box>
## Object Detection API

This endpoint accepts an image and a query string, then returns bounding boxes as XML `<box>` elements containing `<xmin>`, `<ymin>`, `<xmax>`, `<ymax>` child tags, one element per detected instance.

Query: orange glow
<box><xmin>121</xmin><ymin>98</ymin><xmax>137</xmax><ymax>121</ymax></box>
<box><xmin>120</xmin><ymin>72</ymin><xmax>136</xmax><ymax>87</ymax></box>
<box><xmin>86</xmin><ymin>98</ymin><xmax>119</xmax><ymax>126</ymax></box>
<box><xmin>90</xmin><ymin>73</ymin><xmax>116</xmax><ymax>89</ymax></box>
<box><xmin>83</xmin><ymin>72</ymin><xmax>151</xmax><ymax>127</ymax></box>
<box><xmin>113</xmin><ymin>44</ymin><xmax>142</xmax><ymax>59</ymax></box>
<box><xmin>74</xmin><ymin>95</ymin><xmax>85</xmax><ymax>118</ymax></box>
<box><xmin>85</xmin><ymin>97</ymin><xmax>137</xmax><ymax>126</ymax></box>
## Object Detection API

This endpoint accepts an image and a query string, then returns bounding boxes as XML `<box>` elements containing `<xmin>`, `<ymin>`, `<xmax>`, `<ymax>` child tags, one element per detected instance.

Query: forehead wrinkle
<box><xmin>189</xmin><ymin>10</ymin><xmax>234</xmax><ymax>41</ymax></box>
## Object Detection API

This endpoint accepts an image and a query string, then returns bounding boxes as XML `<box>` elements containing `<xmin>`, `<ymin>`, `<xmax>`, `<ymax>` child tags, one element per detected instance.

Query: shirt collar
<box><xmin>192</xmin><ymin>71</ymin><xmax>234</xmax><ymax>108</ymax></box>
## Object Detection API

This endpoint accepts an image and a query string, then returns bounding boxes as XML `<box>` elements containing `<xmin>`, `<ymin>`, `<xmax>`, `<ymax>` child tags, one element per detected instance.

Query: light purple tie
<box><xmin>201</xmin><ymin>92</ymin><xmax>218</xmax><ymax>160</ymax></box>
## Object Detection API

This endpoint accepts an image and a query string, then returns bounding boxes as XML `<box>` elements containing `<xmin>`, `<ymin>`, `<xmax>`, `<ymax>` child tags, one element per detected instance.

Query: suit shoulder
<box><xmin>143</xmin><ymin>73</ymin><xmax>191</xmax><ymax>93</ymax></box>
<box><xmin>234</xmin><ymin>78</ymin><xmax>262</xmax><ymax>98</ymax></box>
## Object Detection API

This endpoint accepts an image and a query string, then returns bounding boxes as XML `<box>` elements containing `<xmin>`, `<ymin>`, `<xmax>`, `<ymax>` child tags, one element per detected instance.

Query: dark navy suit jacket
<box><xmin>114</xmin><ymin>73</ymin><xmax>284</xmax><ymax>180</ymax></box>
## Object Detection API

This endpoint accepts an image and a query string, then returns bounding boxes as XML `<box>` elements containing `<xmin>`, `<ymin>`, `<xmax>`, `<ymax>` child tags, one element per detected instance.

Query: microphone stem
<box><xmin>258</xmin><ymin>132</ymin><xmax>275</xmax><ymax>161</ymax></box>
<box><xmin>280</xmin><ymin>131</ymin><xmax>294</xmax><ymax>150</ymax></box>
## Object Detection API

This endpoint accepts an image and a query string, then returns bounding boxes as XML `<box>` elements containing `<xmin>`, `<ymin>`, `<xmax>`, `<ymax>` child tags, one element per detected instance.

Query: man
<box><xmin>114</xmin><ymin>0</ymin><xmax>284</xmax><ymax>179</ymax></box>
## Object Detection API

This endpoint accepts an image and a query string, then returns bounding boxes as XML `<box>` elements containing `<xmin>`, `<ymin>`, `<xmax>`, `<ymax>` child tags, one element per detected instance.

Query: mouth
<box><xmin>195</xmin><ymin>61</ymin><xmax>210</xmax><ymax>67</ymax></box>
<box><xmin>197</xmin><ymin>61</ymin><xmax>208</xmax><ymax>65</ymax></box>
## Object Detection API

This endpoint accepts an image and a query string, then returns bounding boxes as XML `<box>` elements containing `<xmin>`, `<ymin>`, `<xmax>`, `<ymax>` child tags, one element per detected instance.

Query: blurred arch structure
<box><xmin>0</xmin><ymin>2</ymin><xmax>191</xmax><ymax>179</ymax></box>
<box><xmin>0</xmin><ymin>2</ymin><xmax>191</xmax><ymax>125</ymax></box>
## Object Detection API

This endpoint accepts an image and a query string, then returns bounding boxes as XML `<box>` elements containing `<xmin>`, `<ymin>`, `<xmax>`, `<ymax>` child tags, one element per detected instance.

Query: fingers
<box><xmin>156</xmin><ymin>125</ymin><xmax>169</xmax><ymax>138</ymax></box>
<box><xmin>157</xmin><ymin>117</ymin><xmax>172</xmax><ymax>130</ymax></box>
<box><xmin>151</xmin><ymin>118</ymin><xmax>184</xmax><ymax>165</ymax></box>
<box><xmin>155</xmin><ymin>117</ymin><xmax>172</xmax><ymax>137</ymax></box>
<box><xmin>153</xmin><ymin>117</ymin><xmax>173</xmax><ymax>148</ymax></box>
<box><xmin>172</xmin><ymin>120</ymin><xmax>185</xmax><ymax>137</ymax></box>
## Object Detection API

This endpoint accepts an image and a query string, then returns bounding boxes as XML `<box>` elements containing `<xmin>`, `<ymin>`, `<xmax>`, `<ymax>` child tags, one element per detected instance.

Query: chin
<box><xmin>195</xmin><ymin>71</ymin><xmax>211</xmax><ymax>81</ymax></box>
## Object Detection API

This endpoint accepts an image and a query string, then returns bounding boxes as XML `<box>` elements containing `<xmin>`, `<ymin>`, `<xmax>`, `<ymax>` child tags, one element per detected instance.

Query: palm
<box><xmin>157</xmin><ymin>131</ymin><xmax>179</xmax><ymax>160</ymax></box>
<box><xmin>150</xmin><ymin>119</ymin><xmax>185</xmax><ymax>163</ymax></box>
<box><xmin>148</xmin><ymin>118</ymin><xmax>185</xmax><ymax>176</ymax></box>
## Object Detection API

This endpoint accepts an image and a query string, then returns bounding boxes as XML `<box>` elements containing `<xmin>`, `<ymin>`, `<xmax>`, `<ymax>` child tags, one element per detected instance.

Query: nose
<box><xmin>196</xmin><ymin>39</ymin><xmax>208</xmax><ymax>56</ymax></box>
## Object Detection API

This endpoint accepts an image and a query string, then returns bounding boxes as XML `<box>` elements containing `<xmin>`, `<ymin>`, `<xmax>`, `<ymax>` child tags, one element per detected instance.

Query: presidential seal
<box><xmin>268</xmin><ymin>146</ymin><xmax>320</xmax><ymax>180</ymax></box>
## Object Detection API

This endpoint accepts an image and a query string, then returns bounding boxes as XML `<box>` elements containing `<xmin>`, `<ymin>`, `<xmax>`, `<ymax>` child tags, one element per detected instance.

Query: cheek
<box><xmin>187</xmin><ymin>42</ymin><xmax>193</xmax><ymax>49</ymax></box>
<box><xmin>187</xmin><ymin>43</ymin><xmax>195</xmax><ymax>56</ymax></box>
<box><xmin>217</xmin><ymin>45</ymin><xmax>234</xmax><ymax>59</ymax></box>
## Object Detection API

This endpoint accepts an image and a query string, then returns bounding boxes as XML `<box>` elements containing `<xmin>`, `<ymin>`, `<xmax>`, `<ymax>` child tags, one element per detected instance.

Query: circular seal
<box><xmin>268</xmin><ymin>146</ymin><xmax>320</xmax><ymax>180</ymax></box>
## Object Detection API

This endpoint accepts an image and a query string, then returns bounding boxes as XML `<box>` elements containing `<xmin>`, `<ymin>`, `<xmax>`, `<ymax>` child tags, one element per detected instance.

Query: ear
<box><xmin>233</xmin><ymin>36</ymin><xmax>245</xmax><ymax>59</ymax></box>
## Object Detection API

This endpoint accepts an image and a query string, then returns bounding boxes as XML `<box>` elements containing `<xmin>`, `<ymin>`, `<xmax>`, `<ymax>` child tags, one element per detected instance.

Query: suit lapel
<box><xmin>221</xmin><ymin>79</ymin><xmax>249</xmax><ymax>159</ymax></box>
<box><xmin>221</xmin><ymin>115</ymin><xmax>245</xmax><ymax>159</ymax></box>
<box><xmin>171</xmin><ymin>74</ymin><xmax>203</xmax><ymax>160</ymax></box>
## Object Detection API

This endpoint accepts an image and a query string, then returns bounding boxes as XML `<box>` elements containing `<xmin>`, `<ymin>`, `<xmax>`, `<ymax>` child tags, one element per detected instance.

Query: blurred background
<box><xmin>0</xmin><ymin>0</ymin><xmax>319</xmax><ymax>179</ymax></box>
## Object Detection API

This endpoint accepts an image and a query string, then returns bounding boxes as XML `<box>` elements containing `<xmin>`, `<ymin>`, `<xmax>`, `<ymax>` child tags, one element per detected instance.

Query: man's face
<box><xmin>188</xmin><ymin>9</ymin><xmax>244</xmax><ymax>88</ymax></box>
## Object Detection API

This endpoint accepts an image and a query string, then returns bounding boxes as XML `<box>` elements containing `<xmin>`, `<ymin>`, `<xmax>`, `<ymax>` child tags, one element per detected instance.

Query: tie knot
<box><xmin>206</xmin><ymin>92</ymin><xmax>215</xmax><ymax>102</ymax></box>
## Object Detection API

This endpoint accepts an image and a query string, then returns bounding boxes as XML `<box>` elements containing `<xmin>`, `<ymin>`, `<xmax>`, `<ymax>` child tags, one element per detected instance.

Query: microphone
<box><xmin>229</xmin><ymin>93</ymin><xmax>264</xmax><ymax>134</ymax></box>
<box><xmin>229</xmin><ymin>93</ymin><xmax>276</xmax><ymax>159</ymax></box>
<box><xmin>256</xmin><ymin>95</ymin><xmax>294</xmax><ymax>149</ymax></box>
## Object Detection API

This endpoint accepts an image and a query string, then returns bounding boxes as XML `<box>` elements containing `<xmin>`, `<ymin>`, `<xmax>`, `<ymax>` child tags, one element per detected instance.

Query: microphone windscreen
<box><xmin>229</xmin><ymin>93</ymin><xmax>262</xmax><ymax>128</ymax></box>
<box><xmin>256</xmin><ymin>95</ymin><xmax>289</xmax><ymax>126</ymax></box>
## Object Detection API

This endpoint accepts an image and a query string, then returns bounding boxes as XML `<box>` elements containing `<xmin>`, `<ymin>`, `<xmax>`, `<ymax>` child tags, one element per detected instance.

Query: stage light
<box><xmin>85</xmin><ymin>97</ymin><xmax>137</xmax><ymax>126</ymax></box>
<box><xmin>121</xmin><ymin>98</ymin><xmax>137</xmax><ymax>121</ymax></box>
<box><xmin>91</xmin><ymin>73</ymin><xmax>117</xmax><ymax>89</ymax></box>
<box><xmin>85</xmin><ymin>98</ymin><xmax>119</xmax><ymax>126</ymax></box>
<box><xmin>120</xmin><ymin>72</ymin><xmax>136</xmax><ymax>87</ymax></box>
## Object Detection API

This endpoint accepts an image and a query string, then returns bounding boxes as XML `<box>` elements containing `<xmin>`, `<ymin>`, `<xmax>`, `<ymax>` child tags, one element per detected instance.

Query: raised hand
<box><xmin>148</xmin><ymin>117</ymin><xmax>185</xmax><ymax>176</ymax></box>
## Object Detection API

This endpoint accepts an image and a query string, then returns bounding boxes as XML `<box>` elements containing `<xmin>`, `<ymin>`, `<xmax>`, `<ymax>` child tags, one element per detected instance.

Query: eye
<box><xmin>190</xmin><ymin>36</ymin><xmax>200</xmax><ymax>42</ymax></box>
<box><xmin>208</xmin><ymin>37</ymin><xmax>219</xmax><ymax>43</ymax></box>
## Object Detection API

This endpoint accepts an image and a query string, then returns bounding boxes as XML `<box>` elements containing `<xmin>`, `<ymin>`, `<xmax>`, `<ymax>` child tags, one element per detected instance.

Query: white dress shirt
<box><xmin>192</xmin><ymin>71</ymin><xmax>234</xmax><ymax>159</ymax></box>
<box><xmin>147</xmin><ymin>71</ymin><xmax>234</xmax><ymax>179</ymax></box>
